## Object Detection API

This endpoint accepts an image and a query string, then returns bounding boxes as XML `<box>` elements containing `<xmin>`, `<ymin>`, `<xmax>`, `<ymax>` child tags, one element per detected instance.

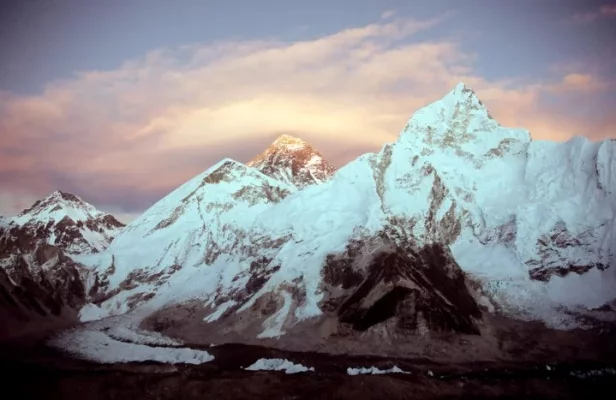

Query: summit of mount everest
<box><xmin>1</xmin><ymin>83</ymin><xmax>615</xmax><ymax>362</ymax></box>
<box><xmin>247</xmin><ymin>134</ymin><xmax>336</xmax><ymax>189</ymax></box>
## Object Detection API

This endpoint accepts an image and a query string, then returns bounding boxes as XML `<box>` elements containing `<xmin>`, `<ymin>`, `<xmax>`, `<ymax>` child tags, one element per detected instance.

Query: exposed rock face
<box><xmin>247</xmin><ymin>134</ymin><xmax>336</xmax><ymax>189</ymax></box>
<box><xmin>320</xmin><ymin>237</ymin><xmax>481</xmax><ymax>335</ymax></box>
<box><xmin>527</xmin><ymin>221</ymin><xmax>609</xmax><ymax>282</ymax></box>
<box><xmin>0</xmin><ymin>242</ymin><xmax>88</xmax><ymax>339</ymax></box>
<box><xmin>0</xmin><ymin>245</ymin><xmax>85</xmax><ymax>315</ymax></box>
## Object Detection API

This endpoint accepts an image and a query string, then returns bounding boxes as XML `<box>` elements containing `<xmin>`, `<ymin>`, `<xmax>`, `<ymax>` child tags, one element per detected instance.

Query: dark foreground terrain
<box><xmin>1</xmin><ymin>334</ymin><xmax>616</xmax><ymax>400</ymax></box>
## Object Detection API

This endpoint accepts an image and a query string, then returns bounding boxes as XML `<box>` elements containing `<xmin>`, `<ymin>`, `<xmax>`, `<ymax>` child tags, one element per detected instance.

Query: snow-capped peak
<box><xmin>449</xmin><ymin>82</ymin><xmax>474</xmax><ymax>97</ymax></box>
<box><xmin>13</xmin><ymin>190</ymin><xmax>104</xmax><ymax>226</ymax></box>
<box><xmin>444</xmin><ymin>82</ymin><xmax>495</xmax><ymax>123</ymax></box>
<box><xmin>4</xmin><ymin>190</ymin><xmax>125</xmax><ymax>254</ymax></box>
<box><xmin>271</xmin><ymin>134</ymin><xmax>309</xmax><ymax>150</ymax></box>
<box><xmin>395</xmin><ymin>82</ymin><xmax>530</xmax><ymax>174</ymax></box>
<box><xmin>247</xmin><ymin>134</ymin><xmax>336</xmax><ymax>189</ymax></box>
<box><xmin>399</xmin><ymin>82</ymin><xmax>502</xmax><ymax>147</ymax></box>
<box><xmin>444</xmin><ymin>82</ymin><xmax>485</xmax><ymax>108</ymax></box>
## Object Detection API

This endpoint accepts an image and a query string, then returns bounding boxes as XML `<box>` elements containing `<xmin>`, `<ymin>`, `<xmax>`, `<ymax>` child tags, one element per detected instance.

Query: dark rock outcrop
<box><xmin>321</xmin><ymin>236</ymin><xmax>482</xmax><ymax>336</ymax></box>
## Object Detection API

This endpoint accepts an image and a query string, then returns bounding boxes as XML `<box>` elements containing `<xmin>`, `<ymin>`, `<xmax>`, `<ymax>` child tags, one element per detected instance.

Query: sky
<box><xmin>0</xmin><ymin>0</ymin><xmax>615</xmax><ymax>222</ymax></box>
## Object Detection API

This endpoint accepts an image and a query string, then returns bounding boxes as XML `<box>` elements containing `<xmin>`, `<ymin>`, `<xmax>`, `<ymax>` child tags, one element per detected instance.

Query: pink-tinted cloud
<box><xmin>546</xmin><ymin>73</ymin><xmax>612</xmax><ymax>93</ymax></box>
<box><xmin>570</xmin><ymin>4</ymin><xmax>616</xmax><ymax>24</ymax></box>
<box><xmin>0</xmin><ymin>15</ymin><xmax>614</xmax><ymax>220</ymax></box>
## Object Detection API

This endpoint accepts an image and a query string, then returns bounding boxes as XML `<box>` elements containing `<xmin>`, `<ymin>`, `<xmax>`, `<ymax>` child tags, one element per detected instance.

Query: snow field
<box><xmin>244</xmin><ymin>358</ymin><xmax>315</xmax><ymax>374</ymax></box>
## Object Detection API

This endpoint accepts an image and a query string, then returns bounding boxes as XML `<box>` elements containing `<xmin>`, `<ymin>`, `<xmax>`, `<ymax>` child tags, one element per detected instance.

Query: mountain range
<box><xmin>1</xmin><ymin>83</ymin><xmax>615</xmax><ymax>359</ymax></box>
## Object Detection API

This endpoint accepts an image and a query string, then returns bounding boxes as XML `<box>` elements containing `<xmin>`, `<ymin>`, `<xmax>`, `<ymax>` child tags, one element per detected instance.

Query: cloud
<box><xmin>570</xmin><ymin>4</ymin><xmax>616</xmax><ymax>24</ymax></box>
<box><xmin>0</xmin><ymin>14</ymin><xmax>614</xmax><ymax>217</ymax></box>
<box><xmin>543</xmin><ymin>73</ymin><xmax>614</xmax><ymax>97</ymax></box>
<box><xmin>381</xmin><ymin>10</ymin><xmax>396</xmax><ymax>20</ymax></box>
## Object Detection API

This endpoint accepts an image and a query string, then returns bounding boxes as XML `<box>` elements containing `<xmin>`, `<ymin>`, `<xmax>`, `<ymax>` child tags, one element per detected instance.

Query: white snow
<box><xmin>73</xmin><ymin>312</ymin><xmax>185</xmax><ymax>346</ymax></box>
<box><xmin>256</xmin><ymin>290</ymin><xmax>293</xmax><ymax>339</ymax></box>
<box><xmin>305</xmin><ymin>153</ymin><xmax>324</xmax><ymax>170</ymax></box>
<box><xmin>244</xmin><ymin>358</ymin><xmax>314</xmax><ymax>374</ymax></box>
<box><xmin>569</xmin><ymin>368</ymin><xmax>616</xmax><ymax>379</ymax></box>
<box><xmin>13</xmin><ymin>190</ymin><xmax>103</xmax><ymax>226</ymax></box>
<box><xmin>49</xmin><ymin>329</ymin><xmax>213</xmax><ymax>364</ymax></box>
<box><xmin>104</xmin><ymin>325</ymin><xmax>183</xmax><ymax>347</ymax></box>
<box><xmin>78</xmin><ymin>304</ymin><xmax>108</xmax><ymax>323</ymax></box>
<box><xmin>203</xmin><ymin>300</ymin><xmax>236</xmax><ymax>323</ymax></box>
<box><xmin>347</xmin><ymin>366</ymin><xmax>410</xmax><ymax>375</ymax></box>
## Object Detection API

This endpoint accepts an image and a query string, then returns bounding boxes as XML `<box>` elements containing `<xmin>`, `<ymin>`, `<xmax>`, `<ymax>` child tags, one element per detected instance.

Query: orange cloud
<box><xmin>0</xmin><ymin>14</ymin><xmax>614</xmax><ymax>217</ymax></box>
<box><xmin>544</xmin><ymin>73</ymin><xmax>613</xmax><ymax>94</ymax></box>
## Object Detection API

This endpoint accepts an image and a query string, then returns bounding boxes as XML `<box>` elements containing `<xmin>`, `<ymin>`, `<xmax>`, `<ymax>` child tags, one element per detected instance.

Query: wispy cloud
<box><xmin>570</xmin><ymin>4</ymin><xmax>616</xmax><ymax>24</ymax></box>
<box><xmin>381</xmin><ymin>10</ymin><xmax>396</xmax><ymax>20</ymax></box>
<box><xmin>0</xmin><ymin>15</ymin><xmax>613</xmax><ymax>217</ymax></box>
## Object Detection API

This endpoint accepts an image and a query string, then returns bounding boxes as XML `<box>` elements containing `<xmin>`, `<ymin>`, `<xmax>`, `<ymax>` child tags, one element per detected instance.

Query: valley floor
<box><xmin>1</xmin><ymin>334</ymin><xmax>616</xmax><ymax>400</ymax></box>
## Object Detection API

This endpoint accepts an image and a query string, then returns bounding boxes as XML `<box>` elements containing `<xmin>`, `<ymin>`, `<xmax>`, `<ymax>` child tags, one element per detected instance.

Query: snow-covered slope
<box><xmin>78</xmin><ymin>84</ymin><xmax>615</xmax><ymax>345</ymax></box>
<box><xmin>247</xmin><ymin>134</ymin><xmax>335</xmax><ymax>189</ymax></box>
<box><xmin>79</xmin><ymin>159</ymin><xmax>296</xmax><ymax>315</ymax></box>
